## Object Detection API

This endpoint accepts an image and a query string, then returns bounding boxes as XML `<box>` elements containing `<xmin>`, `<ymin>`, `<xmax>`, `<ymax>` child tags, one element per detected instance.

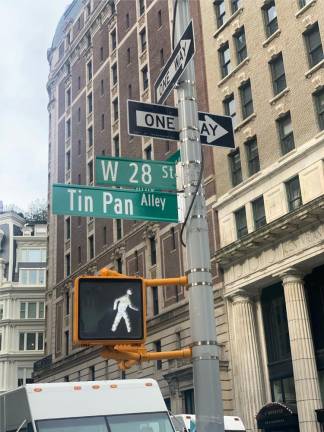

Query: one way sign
<box><xmin>128</xmin><ymin>100</ymin><xmax>235</xmax><ymax>149</ymax></box>
<box><xmin>154</xmin><ymin>20</ymin><xmax>195</xmax><ymax>105</ymax></box>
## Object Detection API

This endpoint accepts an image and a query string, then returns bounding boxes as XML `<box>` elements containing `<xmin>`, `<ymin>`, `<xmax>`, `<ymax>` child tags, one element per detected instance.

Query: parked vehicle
<box><xmin>171</xmin><ymin>414</ymin><xmax>246</xmax><ymax>432</ymax></box>
<box><xmin>0</xmin><ymin>379</ymin><xmax>175</xmax><ymax>432</ymax></box>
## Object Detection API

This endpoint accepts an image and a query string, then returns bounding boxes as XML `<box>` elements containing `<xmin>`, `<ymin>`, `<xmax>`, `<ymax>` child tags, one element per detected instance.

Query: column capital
<box><xmin>275</xmin><ymin>267</ymin><xmax>304</xmax><ymax>284</ymax></box>
<box><xmin>228</xmin><ymin>289</ymin><xmax>253</xmax><ymax>304</ymax></box>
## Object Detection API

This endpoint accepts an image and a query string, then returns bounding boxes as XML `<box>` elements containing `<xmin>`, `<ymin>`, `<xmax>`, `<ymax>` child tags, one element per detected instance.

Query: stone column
<box><xmin>281</xmin><ymin>269</ymin><xmax>322</xmax><ymax>432</ymax></box>
<box><xmin>231</xmin><ymin>291</ymin><xmax>265</xmax><ymax>431</ymax></box>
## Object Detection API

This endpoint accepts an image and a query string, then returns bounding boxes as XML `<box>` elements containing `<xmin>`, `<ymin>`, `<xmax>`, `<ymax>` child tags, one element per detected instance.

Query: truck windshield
<box><xmin>36</xmin><ymin>412</ymin><xmax>175</xmax><ymax>432</ymax></box>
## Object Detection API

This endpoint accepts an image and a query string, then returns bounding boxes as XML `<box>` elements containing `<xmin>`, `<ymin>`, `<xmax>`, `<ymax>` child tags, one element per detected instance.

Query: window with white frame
<box><xmin>0</xmin><ymin>333</ymin><xmax>2</xmax><ymax>351</ymax></box>
<box><xmin>20</xmin><ymin>302</ymin><xmax>45</xmax><ymax>319</ymax></box>
<box><xmin>19</xmin><ymin>332</ymin><xmax>44</xmax><ymax>351</ymax></box>
<box><xmin>20</xmin><ymin>248</ymin><xmax>46</xmax><ymax>262</ymax></box>
<box><xmin>0</xmin><ymin>303</ymin><xmax>3</xmax><ymax>320</ymax></box>
<box><xmin>17</xmin><ymin>367</ymin><xmax>33</xmax><ymax>387</ymax></box>
<box><xmin>19</xmin><ymin>268</ymin><xmax>46</xmax><ymax>285</ymax></box>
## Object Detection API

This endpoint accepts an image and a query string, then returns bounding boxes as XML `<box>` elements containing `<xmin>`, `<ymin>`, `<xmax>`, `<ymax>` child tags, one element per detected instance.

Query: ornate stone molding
<box><xmin>274</xmin><ymin>267</ymin><xmax>304</xmax><ymax>284</ymax></box>
<box><xmin>110</xmin><ymin>245</ymin><xmax>126</xmax><ymax>261</ymax></box>
<box><xmin>142</xmin><ymin>223</ymin><xmax>159</xmax><ymax>240</ymax></box>
<box><xmin>228</xmin><ymin>289</ymin><xmax>252</xmax><ymax>304</ymax></box>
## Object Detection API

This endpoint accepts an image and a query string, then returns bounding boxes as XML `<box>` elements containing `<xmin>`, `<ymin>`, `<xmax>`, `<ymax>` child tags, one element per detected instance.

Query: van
<box><xmin>0</xmin><ymin>379</ymin><xmax>175</xmax><ymax>432</ymax></box>
<box><xmin>171</xmin><ymin>414</ymin><xmax>246</xmax><ymax>432</ymax></box>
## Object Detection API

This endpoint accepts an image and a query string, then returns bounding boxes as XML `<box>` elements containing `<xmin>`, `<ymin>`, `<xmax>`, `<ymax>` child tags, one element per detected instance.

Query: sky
<box><xmin>0</xmin><ymin>0</ymin><xmax>71</xmax><ymax>212</ymax></box>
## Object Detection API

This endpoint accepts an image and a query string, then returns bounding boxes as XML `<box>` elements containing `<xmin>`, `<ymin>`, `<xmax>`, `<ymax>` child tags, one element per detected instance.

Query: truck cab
<box><xmin>171</xmin><ymin>414</ymin><xmax>246</xmax><ymax>432</ymax></box>
<box><xmin>0</xmin><ymin>379</ymin><xmax>175</xmax><ymax>432</ymax></box>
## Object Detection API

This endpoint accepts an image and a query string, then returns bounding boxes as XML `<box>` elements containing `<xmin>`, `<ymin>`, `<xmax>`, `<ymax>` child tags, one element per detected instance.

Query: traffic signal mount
<box><xmin>73</xmin><ymin>268</ymin><xmax>191</xmax><ymax>370</ymax></box>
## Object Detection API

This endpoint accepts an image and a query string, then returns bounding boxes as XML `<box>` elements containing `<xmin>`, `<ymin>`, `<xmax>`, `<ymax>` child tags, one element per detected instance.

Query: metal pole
<box><xmin>174</xmin><ymin>1</ymin><xmax>224</xmax><ymax>431</ymax></box>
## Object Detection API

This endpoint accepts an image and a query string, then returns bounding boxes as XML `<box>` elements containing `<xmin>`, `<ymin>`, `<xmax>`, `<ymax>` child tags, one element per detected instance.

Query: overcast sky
<box><xmin>0</xmin><ymin>0</ymin><xmax>71</xmax><ymax>212</ymax></box>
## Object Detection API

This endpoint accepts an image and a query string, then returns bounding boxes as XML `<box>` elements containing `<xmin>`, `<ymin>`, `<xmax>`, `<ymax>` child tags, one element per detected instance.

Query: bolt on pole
<box><xmin>174</xmin><ymin>1</ymin><xmax>224</xmax><ymax>431</ymax></box>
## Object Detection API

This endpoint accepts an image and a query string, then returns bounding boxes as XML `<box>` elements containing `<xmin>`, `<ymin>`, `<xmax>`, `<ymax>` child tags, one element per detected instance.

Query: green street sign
<box><xmin>52</xmin><ymin>184</ymin><xmax>179</xmax><ymax>223</ymax></box>
<box><xmin>96</xmin><ymin>156</ymin><xmax>176</xmax><ymax>191</ymax></box>
<box><xmin>167</xmin><ymin>149</ymin><xmax>181</xmax><ymax>163</ymax></box>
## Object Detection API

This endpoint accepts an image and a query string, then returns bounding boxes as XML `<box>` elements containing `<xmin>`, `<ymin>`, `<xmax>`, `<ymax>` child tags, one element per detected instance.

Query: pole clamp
<box><xmin>187</xmin><ymin>281</ymin><xmax>213</xmax><ymax>288</ymax></box>
<box><xmin>191</xmin><ymin>340</ymin><xmax>218</xmax><ymax>347</ymax></box>
<box><xmin>179</xmin><ymin>126</ymin><xmax>199</xmax><ymax>133</ymax></box>
<box><xmin>178</xmin><ymin>96</ymin><xmax>197</xmax><ymax>102</ymax></box>
<box><xmin>181</xmin><ymin>160</ymin><xmax>201</xmax><ymax>166</ymax></box>
<box><xmin>185</xmin><ymin>191</ymin><xmax>204</xmax><ymax>197</ymax></box>
<box><xmin>178</xmin><ymin>79</ymin><xmax>196</xmax><ymax>86</ymax></box>
<box><xmin>185</xmin><ymin>268</ymin><xmax>211</xmax><ymax>275</ymax></box>
<box><xmin>191</xmin><ymin>214</ymin><xmax>206</xmax><ymax>219</ymax></box>
<box><xmin>193</xmin><ymin>355</ymin><xmax>219</xmax><ymax>361</ymax></box>
<box><xmin>180</xmin><ymin>137</ymin><xmax>200</xmax><ymax>144</ymax></box>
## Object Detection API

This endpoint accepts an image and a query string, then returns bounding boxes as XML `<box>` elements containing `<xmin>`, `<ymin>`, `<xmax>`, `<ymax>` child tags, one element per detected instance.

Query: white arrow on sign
<box><xmin>199</xmin><ymin>115</ymin><xmax>228</xmax><ymax>144</ymax></box>
<box><xmin>156</xmin><ymin>39</ymin><xmax>191</xmax><ymax>102</ymax></box>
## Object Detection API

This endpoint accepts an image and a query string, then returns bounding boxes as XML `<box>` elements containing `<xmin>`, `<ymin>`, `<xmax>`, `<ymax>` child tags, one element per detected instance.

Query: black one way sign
<box><xmin>155</xmin><ymin>20</ymin><xmax>195</xmax><ymax>105</ymax></box>
<box><xmin>128</xmin><ymin>100</ymin><xmax>235</xmax><ymax>149</ymax></box>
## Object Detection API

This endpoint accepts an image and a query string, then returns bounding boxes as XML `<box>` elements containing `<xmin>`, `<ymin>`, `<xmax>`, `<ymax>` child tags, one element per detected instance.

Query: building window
<box><xmin>158</xmin><ymin>9</ymin><xmax>162</xmax><ymax>27</ymax></box>
<box><xmin>127</xmin><ymin>47</ymin><xmax>131</xmax><ymax>64</ymax></box>
<box><xmin>87</xmin><ymin>60</ymin><xmax>92</xmax><ymax>82</ymax></box>
<box><xmin>214</xmin><ymin>0</ymin><xmax>226</xmax><ymax>28</ymax></box>
<box><xmin>114</xmin><ymin>135</ymin><xmax>120</xmax><ymax>156</ymax></box>
<box><xmin>150</xmin><ymin>237</ymin><xmax>157</xmax><ymax>265</ymax></box>
<box><xmin>101</xmin><ymin>114</ymin><xmax>105</xmax><ymax>131</ymax></box>
<box><xmin>229</xmin><ymin>149</ymin><xmax>242</xmax><ymax>186</ymax></box>
<box><xmin>235</xmin><ymin>207</ymin><xmax>248</xmax><ymax>238</ymax></box>
<box><xmin>0</xmin><ymin>333</ymin><xmax>2</xmax><ymax>351</ymax></box>
<box><xmin>245</xmin><ymin>137</ymin><xmax>260</xmax><ymax>176</ymax></box>
<box><xmin>88</xmin><ymin>126</ymin><xmax>93</xmax><ymax>147</ymax></box>
<box><xmin>0</xmin><ymin>304</ymin><xmax>3</xmax><ymax>320</ymax></box>
<box><xmin>19</xmin><ymin>269</ymin><xmax>46</xmax><ymax>285</ymax></box>
<box><xmin>139</xmin><ymin>0</ymin><xmax>145</xmax><ymax>15</ymax></box>
<box><xmin>140</xmin><ymin>28</ymin><xmax>147</xmax><ymax>52</ymax></box>
<box><xmin>252</xmin><ymin>196</ymin><xmax>266</xmax><ymax>229</ymax></box>
<box><xmin>66</xmin><ymin>119</ymin><xmax>71</xmax><ymax>139</ymax></box>
<box><xmin>299</xmin><ymin>0</ymin><xmax>311</xmax><ymax>6</ymax></box>
<box><xmin>126</xmin><ymin>13</ymin><xmax>130</xmax><ymax>28</ymax></box>
<box><xmin>78</xmin><ymin>107</ymin><xmax>81</xmax><ymax>122</ymax></box>
<box><xmin>116</xmin><ymin>219</ymin><xmax>122</xmax><ymax>240</ymax></box>
<box><xmin>270</xmin><ymin>53</ymin><xmax>286</xmax><ymax>95</ymax></box>
<box><xmin>19</xmin><ymin>332</ymin><xmax>44</xmax><ymax>351</ymax></box>
<box><xmin>231</xmin><ymin>0</ymin><xmax>241</xmax><ymax>13</ymax></box>
<box><xmin>78</xmin><ymin>140</ymin><xmax>82</xmax><ymax>155</ymax></box>
<box><xmin>100</xmin><ymin>79</ymin><xmax>104</xmax><ymax>96</ymax></box>
<box><xmin>262</xmin><ymin>1</ymin><xmax>278</xmax><ymax>38</ymax></box>
<box><xmin>88</xmin><ymin>235</ymin><xmax>94</xmax><ymax>259</ymax></box>
<box><xmin>87</xmin><ymin>92</ymin><xmax>93</xmax><ymax>114</ymax></box>
<box><xmin>117</xmin><ymin>258</ymin><xmax>123</xmax><ymax>274</ymax></box>
<box><xmin>65</xmin><ymin>291</ymin><xmax>70</xmax><ymax>316</ymax></box>
<box><xmin>17</xmin><ymin>368</ymin><xmax>33</xmax><ymax>387</ymax></box>
<box><xmin>304</xmin><ymin>23</ymin><xmax>323</xmax><ymax>68</ymax></box>
<box><xmin>65</xmin><ymin>330</ymin><xmax>69</xmax><ymax>355</ymax></box>
<box><xmin>89</xmin><ymin>365</ymin><xmax>95</xmax><ymax>381</ymax></box>
<box><xmin>223</xmin><ymin>94</ymin><xmax>237</xmax><ymax>127</ymax></box>
<box><xmin>111</xmin><ymin>28</ymin><xmax>117</xmax><ymax>51</ymax></box>
<box><xmin>65</xmin><ymin>217</ymin><xmax>71</xmax><ymax>240</ymax></box>
<box><xmin>86</xmin><ymin>32</ymin><xmax>91</xmax><ymax>48</ymax></box>
<box><xmin>219</xmin><ymin>42</ymin><xmax>231</xmax><ymax>78</ymax></box>
<box><xmin>142</xmin><ymin>65</ymin><xmax>149</xmax><ymax>90</ymax></box>
<box><xmin>152</xmin><ymin>286</ymin><xmax>159</xmax><ymax>315</ymax></box>
<box><xmin>20</xmin><ymin>248</ymin><xmax>46</xmax><ymax>262</ymax></box>
<box><xmin>112</xmin><ymin>63</ymin><xmax>118</xmax><ymax>85</ymax></box>
<box><xmin>66</xmin><ymin>151</ymin><xmax>71</xmax><ymax>171</ymax></box>
<box><xmin>66</xmin><ymin>88</ymin><xmax>71</xmax><ymax>108</ymax></box>
<box><xmin>240</xmin><ymin>79</ymin><xmax>254</xmax><ymax>119</ymax></box>
<box><xmin>78</xmin><ymin>76</ymin><xmax>81</xmax><ymax>90</ymax></box>
<box><xmin>144</xmin><ymin>145</ymin><xmax>152</xmax><ymax>160</ymax></box>
<box><xmin>88</xmin><ymin>160</ymin><xmax>94</xmax><ymax>184</ymax></box>
<box><xmin>277</xmin><ymin>113</ymin><xmax>295</xmax><ymax>154</ymax></box>
<box><xmin>314</xmin><ymin>88</ymin><xmax>324</xmax><ymax>130</ymax></box>
<box><xmin>113</xmin><ymin>98</ymin><xmax>119</xmax><ymax>121</ymax></box>
<box><xmin>20</xmin><ymin>302</ymin><xmax>45</xmax><ymax>319</ymax></box>
<box><xmin>234</xmin><ymin>27</ymin><xmax>247</xmax><ymax>64</ymax></box>
<box><xmin>286</xmin><ymin>176</ymin><xmax>302</xmax><ymax>211</ymax></box>
<box><xmin>154</xmin><ymin>340</ymin><xmax>162</xmax><ymax>370</ymax></box>
<box><xmin>128</xmin><ymin>84</ymin><xmax>132</xmax><ymax>98</ymax></box>
<box><xmin>65</xmin><ymin>253</ymin><xmax>71</xmax><ymax>276</ymax></box>
<box><xmin>184</xmin><ymin>389</ymin><xmax>195</xmax><ymax>414</ymax></box>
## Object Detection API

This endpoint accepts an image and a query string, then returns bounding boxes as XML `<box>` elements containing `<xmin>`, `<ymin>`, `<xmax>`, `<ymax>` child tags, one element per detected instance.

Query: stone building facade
<box><xmin>199</xmin><ymin>0</ymin><xmax>324</xmax><ymax>431</ymax></box>
<box><xmin>39</xmin><ymin>0</ymin><xmax>232</xmax><ymax>416</ymax></box>
<box><xmin>0</xmin><ymin>211</ymin><xmax>46</xmax><ymax>392</ymax></box>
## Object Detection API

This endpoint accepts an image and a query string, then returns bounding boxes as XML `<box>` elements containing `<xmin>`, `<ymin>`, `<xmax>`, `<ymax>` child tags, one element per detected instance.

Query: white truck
<box><xmin>171</xmin><ymin>414</ymin><xmax>246</xmax><ymax>432</ymax></box>
<box><xmin>0</xmin><ymin>379</ymin><xmax>175</xmax><ymax>432</ymax></box>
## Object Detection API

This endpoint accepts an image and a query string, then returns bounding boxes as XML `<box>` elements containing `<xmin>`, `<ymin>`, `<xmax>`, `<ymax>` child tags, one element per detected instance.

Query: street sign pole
<box><xmin>175</xmin><ymin>1</ymin><xmax>224</xmax><ymax>432</ymax></box>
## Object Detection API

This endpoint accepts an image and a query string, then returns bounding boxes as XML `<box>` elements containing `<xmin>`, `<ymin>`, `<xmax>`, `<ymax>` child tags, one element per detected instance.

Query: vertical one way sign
<box><xmin>154</xmin><ymin>20</ymin><xmax>195</xmax><ymax>105</ymax></box>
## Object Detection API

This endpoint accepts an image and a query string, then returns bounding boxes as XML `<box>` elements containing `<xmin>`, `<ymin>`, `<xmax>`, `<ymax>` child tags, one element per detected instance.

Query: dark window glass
<box><xmin>155</xmin><ymin>340</ymin><xmax>162</xmax><ymax>369</ymax></box>
<box><xmin>88</xmin><ymin>235</ymin><xmax>94</xmax><ymax>259</ymax></box>
<box><xmin>111</xmin><ymin>29</ymin><xmax>117</xmax><ymax>50</ymax></box>
<box><xmin>66</xmin><ymin>151</ymin><xmax>71</xmax><ymax>171</ymax></box>
<box><xmin>117</xmin><ymin>258</ymin><xmax>123</xmax><ymax>273</ymax></box>
<box><xmin>88</xmin><ymin>126</ymin><xmax>93</xmax><ymax>147</ymax></box>
<box><xmin>271</xmin><ymin>376</ymin><xmax>296</xmax><ymax>404</ymax></box>
<box><xmin>100</xmin><ymin>46</ymin><xmax>104</xmax><ymax>61</ymax></box>
<box><xmin>219</xmin><ymin>42</ymin><xmax>231</xmax><ymax>78</ymax></box>
<box><xmin>66</xmin><ymin>253</ymin><xmax>71</xmax><ymax>276</ymax></box>
<box><xmin>128</xmin><ymin>84</ymin><xmax>132</xmax><ymax>98</ymax></box>
<box><xmin>114</xmin><ymin>135</ymin><xmax>120</xmax><ymax>157</ymax></box>
<box><xmin>150</xmin><ymin>237</ymin><xmax>156</xmax><ymax>265</ymax></box>
<box><xmin>65</xmin><ymin>217</ymin><xmax>71</xmax><ymax>240</ymax></box>
<box><xmin>245</xmin><ymin>138</ymin><xmax>260</xmax><ymax>175</ymax></box>
<box><xmin>101</xmin><ymin>114</ymin><xmax>105</xmax><ymax>130</ymax></box>
<box><xmin>140</xmin><ymin>29</ymin><xmax>147</xmax><ymax>52</ymax></box>
<box><xmin>66</xmin><ymin>88</ymin><xmax>71</xmax><ymax>107</ymax></box>
<box><xmin>78</xmin><ymin>140</ymin><xmax>81</xmax><ymax>155</ymax></box>
<box><xmin>223</xmin><ymin>94</ymin><xmax>237</xmax><ymax>127</ymax></box>
<box><xmin>126</xmin><ymin>13</ymin><xmax>130</xmax><ymax>28</ymax></box>
<box><xmin>235</xmin><ymin>207</ymin><xmax>248</xmax><ymax>238</ymax></box>
<box><xmin>65</xmin><ymin>331</ymin><xmax>69</xmax><ymax>355</ymax></box>
<box><xmin>286</xmin><ymin>176</ymin><xmax>302</xmax><ymax>211</ymax></box>
<box><xmin>314</xmin><ymin>88</ymin><xmax>324</xmax><ymax>130</ymax></box>
<box><xmin>78</xmin><ymin>76</ymin><xmax>81</xmax><ymax>90</ymax></box>
<box><xmin>158</xmin><ymin>10</ymin><xmax>162</xmax><ymax>27</ymax></box>
<box><xmin>152</xmin><ymin>286</ymin><xmax>159</xmax><ymax>315</ymax></box>
<box><xmin>263</xmin><ymin>1</ymin><xmax>278</xmax><ymax>38</ymax></box>
<box><xmin>89</xmin><ymin>365</ymin><xmax>95</xmax><ymax>381</ymax></box>
<box><xmin>66</xmin><ymin>119</ymin><xmax>71</xmax><ymax>139</ymax></box>
<box><xmin>252</xmin><ymin>196</ymin><xmax>266</xmax><ymax>229</ymax></box>
<box><xmin>234</xmin><ymin>27</ymin><xmax>247</xmax><ymax>64</ymax></box>
<box><xmin>116</xmin><ymin>219</ymin><xmax>122</xmax><ymax>239</ymax></box>
<box><xmin>127</xmin><ymin>47</ymin><xmax>131</xmax><ymax>64</ymax></box>
<box><xmin>299</xmin><ymin>0</ymin><xmax>311</xmax><ymax>7</ymax></box>
<box><xmin>87</xmin><ymin>92</ymin><xmax>93</xmax><ymax>114</ymax></box>
<box><xmin>231</xmin><ymin>0</ymin><xmax>241</xmax><ymax>13</ymax></box>
<box><xmin>145</xmin><ymin>145</ymin><xmax>152</xmax><ymax>160</ymax></box>
<box><xmin>240</xmin><ymin>80</ymin><xmax>254</xmax><ymax>119</ymax></box>
<box><xmin>214</xmin><ymin>0</ymin><xmax>226</xmax><ymax>28</ymax></box>
<box><xmin>304</xmin><ymin>23</ymin><xmax>323</xmax><ymax>68</ymax></box>
<box><xmin>87</xmin><ymin>61</ymin><xmax>92</xmax><ymax>81</ymax></box>
<box><xmin>88</xmin><ymin>160</ymin><xmax>93</xmax><ymax>184</ymax></box>
<box><xmin>270</xmin><ymin>54</ymin><xmax>287</xmax><ymax>95</ymax></box>
<box><xmin>100</xmin><ymin>79</ymin><xmax>104</xmax><ymax>96</ymax></box>
<box><xmin>139</xmin><ymin>0</ymin><xmax>145</xmax><ymax>15</ymax></box>
<box><xmin>184</xmin><ymin>389</ymin><xmax>195</xmax><ymax>414</ymax></box>
<box><xmin>113</xmin><ymin>98</ymin><xmax>119</xmax><ymax>121</ymax></box>
<box><xmin>229</xmin><ymin>149</ymin><xmax>242</xmax><ymax>186</ymax></box>
<box><xmin>78</xmin><ymin>107</ymin><xmax>81</xmax><ymax>122</ymax></box>
<box><xmin>112</xmin><ymin>63</ymin><xmax>118</xmax><ymax>85</ymax></box>
<box><xmin>142</xmin><ymin>65</ymin><xmax>148</xmax><ymax>90</ymax></box>
<box><xmin>277</xmin><ymin>113</ymin><xmax>295</xmax><ymax>154</ymax></box>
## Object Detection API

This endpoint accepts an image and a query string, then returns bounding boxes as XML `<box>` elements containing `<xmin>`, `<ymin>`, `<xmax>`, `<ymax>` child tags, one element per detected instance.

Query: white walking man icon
<box><xmin>111</xmin><ymin>289</ymin><xmax>139</xmax><ymax>333</ymax></box>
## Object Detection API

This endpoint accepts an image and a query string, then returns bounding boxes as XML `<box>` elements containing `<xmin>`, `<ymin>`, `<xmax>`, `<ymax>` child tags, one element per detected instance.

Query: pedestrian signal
<box><xmin>73</xmin><ymin>276</ymin><xmax>146</xmax><ymax>346</ymax></box>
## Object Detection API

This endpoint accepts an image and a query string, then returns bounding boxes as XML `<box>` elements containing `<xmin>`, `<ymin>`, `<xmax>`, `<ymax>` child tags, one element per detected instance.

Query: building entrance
<box><xmin>256</xmin><ymin>402</ymin><xmax>299</xmax><ymax>432</ymax></box>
